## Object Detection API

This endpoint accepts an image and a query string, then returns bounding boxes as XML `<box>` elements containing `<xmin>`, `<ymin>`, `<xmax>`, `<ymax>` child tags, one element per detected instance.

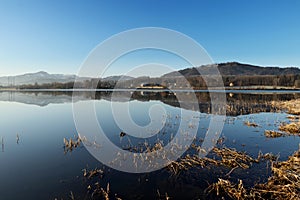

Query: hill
<box><xmin>0</xmin><ymin>72</ymin><xmax>133</xmax><ymax>87</ymax></box>
<box><xmin>0</xmin><ymin>71</ymin><xmax>85</xmax><ymax>86</ymax></box>
<box><xmin>163</xmin><ymin>62</ymin><xmax>300</xmax><ymax>77</ymax></box>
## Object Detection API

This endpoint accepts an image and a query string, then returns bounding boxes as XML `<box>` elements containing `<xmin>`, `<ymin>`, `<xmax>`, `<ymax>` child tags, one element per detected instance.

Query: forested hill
<box><xmin>163</xmin><ymin>62</ymin><xmax>300</xmax><ymax>77</ymax></box>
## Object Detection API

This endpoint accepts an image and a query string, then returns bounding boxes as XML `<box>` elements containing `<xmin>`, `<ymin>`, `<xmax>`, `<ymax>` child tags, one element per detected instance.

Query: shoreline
<box><xmin>0</xmin><ymin>87</ymin><xmax>300</xmax><ymax>93</ymax></box>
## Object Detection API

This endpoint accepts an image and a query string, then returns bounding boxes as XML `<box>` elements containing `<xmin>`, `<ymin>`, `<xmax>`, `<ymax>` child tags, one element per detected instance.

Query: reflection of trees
<box><xmin>2</xmin><ymin>91</ymin><xmax>300</xmax><ymax>116</ymax></box>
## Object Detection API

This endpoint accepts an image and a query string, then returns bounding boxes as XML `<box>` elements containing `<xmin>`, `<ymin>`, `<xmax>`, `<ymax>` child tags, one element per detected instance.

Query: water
<box><xmin>0</xmin><ymin>91</ymin><xmax>299</xmax><ymax>199</ymax></box>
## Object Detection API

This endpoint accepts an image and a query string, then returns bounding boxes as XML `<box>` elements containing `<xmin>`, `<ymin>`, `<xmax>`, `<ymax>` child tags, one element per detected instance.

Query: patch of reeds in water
<box><xmin>287</xmin><ymin>115</ymin><xmax>300</xmax><ymax>120</ymax></box>
<box><xmin>207</xmin><ymin>146</ymin><xmax>300</xmax><ymax>200</ymax></box>
<box><xmin>244</xmin><ymin>121</ymin><xmax>259</xmax><ymax>127</ymax></box>
<box><xmin>88</xmin><ymin>182</ymin><xmax>122</xmax><ymax>200</ymax></box>
<box><xmin>166</xmin><ymin>147</ymin><xmax>269</xmax><ymax>175</ymax></box>
<box><xmin>266</xmin><ymin>98</ymin><xmax>300</xmax><ymax>137</ymax></box>
<box><xmin>83</xmin><ymin>167</ymin><xmax>104</xmax><ymax>179</ymax></box>
<box><xmin>63</xmin><ymin>136</ymin><xmax>82</xmax><ymax>153</ymax></box>
<box><xmin>264</xmin><ymin>130</ymin><xmax>284</xmax><ymax>138</ymax></box>
<box><xmin>276</xmin><ymin>99</ymin><xmax>300</xmax><ymax>115</ymax></box>
<box><xmin>265</xmin><ymin>124</ymin><xmax>300</xmax><ymax>138</ymax></box>
<box><xmin>279</xmin><ymin>123</ymin><xmax>300</xmax><ymax>135</ymax></box>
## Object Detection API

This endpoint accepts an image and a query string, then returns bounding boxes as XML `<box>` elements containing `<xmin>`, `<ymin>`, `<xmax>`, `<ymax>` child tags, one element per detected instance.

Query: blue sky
<box><xmin>0</xmin><ymin>0</ymin><xmax>299</xmax><ymax>76</ymax></box>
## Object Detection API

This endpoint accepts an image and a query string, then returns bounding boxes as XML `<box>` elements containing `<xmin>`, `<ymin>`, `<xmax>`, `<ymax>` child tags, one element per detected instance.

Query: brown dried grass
<box><xmin>207</xmin><ymin>146</ymin><xmax>300</xmax><ymax>200</ymax></box>
<box><xmin>279</xmin><ymin>123</ymin><xmax>300</xmax><ymax>135</ymax></box>
<box><xmin>264</xmin><ymin>130</ymin><xmax>284</xmax><ymax>138</ymax></box>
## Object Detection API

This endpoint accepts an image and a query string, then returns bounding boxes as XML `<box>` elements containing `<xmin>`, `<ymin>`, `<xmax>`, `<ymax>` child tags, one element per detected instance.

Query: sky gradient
<box><xmin>0</xmin><ymin>0</ymin><xmax>299</xmax><ymax>76</ymax></box>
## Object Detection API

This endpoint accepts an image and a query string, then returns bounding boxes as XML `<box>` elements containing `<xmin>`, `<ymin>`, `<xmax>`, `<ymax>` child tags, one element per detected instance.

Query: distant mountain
<box><xmin>163</xmin><ymin>62</ymin><xmax>300</xmax><ymax>77</ymax></box>
<box><xmin>0</xmin><ymin>71</ymin><xmax>89</xmax><ymax>86</ymax></box>
<box><xmin>102</xmin><ymin>75</ymin><xmax>134</xmax><ymax>82</ymax></box>
<box><xmin>0</xmin><ymin>71</ymin><xmax>135</xmax><ymax>87</ymax></box>
<box><xmin>2</xmin><ymin>62</ymin><xmax>300</xmax><ymax>87</ymax></box>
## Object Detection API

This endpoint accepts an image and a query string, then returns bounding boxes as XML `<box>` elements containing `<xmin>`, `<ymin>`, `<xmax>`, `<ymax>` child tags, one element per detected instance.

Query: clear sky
<box><xmin>0</xmin><ymin>0</ymin><xmax>299</xmax><ymax>76</ymax></box>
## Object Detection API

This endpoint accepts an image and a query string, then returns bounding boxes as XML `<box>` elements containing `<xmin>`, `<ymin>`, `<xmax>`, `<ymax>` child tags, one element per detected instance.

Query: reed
<box><xmin>244</xmin><ymin>121</ymin><xmax>259</xmax><ymax>127</ymax></box>
<box><xmin>166</xmin><ymin>146</ymin><xmax>262</xmax><ymax>175</ymax></box>
<box><xmin>279</xmin><ymin>123</ymin><xmax>300</xmax><ymax>135</ymax></box>
<box><xmin>63</xmin><ymin>136</ymin><xmax>83</xmax><ymax>153</ymax></box>
<box><xmin>264</xmin><ymin>130</ymin><xmax>284</xmax><ymax>138</ymax></box>
<box><xmin>207</xmin><ymin>146</ymin><xmax>300</xmax><ymax>200</ymax></box>
<box><xmin>82</xmin><ymin>167</ymin><xmax>104</xmax><ymax>179</ymax></box>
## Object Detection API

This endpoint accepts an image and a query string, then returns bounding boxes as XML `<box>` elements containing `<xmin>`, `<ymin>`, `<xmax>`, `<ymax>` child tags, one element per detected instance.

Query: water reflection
<box><xmin>1</xmin><ymin>90</ymin><xmax>300</xmax><ymax>116</ymax></box>
<box><xmin>0</xmin><ymin>91</ymin><xmax>299</xmax><ymax>199</ymax></box>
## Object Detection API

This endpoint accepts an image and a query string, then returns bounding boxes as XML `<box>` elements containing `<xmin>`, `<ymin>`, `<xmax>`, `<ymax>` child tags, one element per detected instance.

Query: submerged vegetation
<box><xmin>0</xmin><ymin>93</ymin><xmax>296</xmax><ymax>199</ymax></box>
<box><xmin>167</xmin><ymin>147</ymin><xmax>263</xmax><ymax>176</ymax></box>
<box><xmin>279</xmin><ymin>123</ymin><xmax>300</xmax><ymax>135</ymax></box>
<box><xmin>83</xmin><ymin>168</ymin><xmax>104</xmax><ymax>179</ymax></box>
<box><xmin>264</xmin><ymin>130</ymin><xmax>284</xmax><ymax>138</ymax></box>
<box><xmin>62</xmin><ymin>132</ymin><xmax>298</xmax><ymax>200</ymax></box>
<box><xmin>273</xmin><ymin>99</ymin><xmax>300</xmax><ymax>137</ymax></box>
<box><xmin>207</xmin><ymin>98</ymin><xmax>300</xmax><ymax>199</ymax></box>
<box><xmin>63</xmin><ymin>136</ymin><xmax>83</xmax><ymax>153</ymax></box>
<box><xmin>244</xmin><ymin>121</ymin><xmax>259</xmax><ymax>127</ymax></box>
<box><xmin>207</xmin><ymin>146</ymin><xmax>300</xmax><ymax>200</ymax></box>
<box><xmin>2</xmin><ymin>86</ymin><xmax>300</xmax><ymax>199</ymax></box>
<box><xmin>58</xmin><ymin>98</ymin><xmax>300</xmax><ymax>199</ymax></box>
<box><xmin>67</xmin><ymin>142</ymin><xmax>299</xmax><ymax>200</ymax></box>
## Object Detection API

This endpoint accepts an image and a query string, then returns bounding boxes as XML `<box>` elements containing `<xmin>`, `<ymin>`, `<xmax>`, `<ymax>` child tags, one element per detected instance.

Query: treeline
<box><xmin>222</xmin><ymin>74</ymin><xmax>300</xmax><ymax>88</ymax></box>
<box><xmin>117</xmin><ymin>74</ymin><xmax>300</xmax><ymax>89</ymax></box>
<box><xmin>18</xmin><ymin>82</ymin><xmax>75</xmax><ymax>89</ymax></box>
<box><xmin>17</xmin><ymin>74</ymin><xmax>300</xmax><ymax>90</ymax></box>
<box><xmin>18</xmin><ymin>79</ymin><xmax>117</xmax><ymax>89</ymax></box>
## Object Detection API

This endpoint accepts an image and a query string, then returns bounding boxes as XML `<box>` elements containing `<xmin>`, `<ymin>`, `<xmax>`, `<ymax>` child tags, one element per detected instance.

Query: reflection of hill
<box><xmin>1</xmin><ymin>91</ymin><xmax>299</xmax><ymax>116</ymax></box>
<box><xmin>0</xmin><ymin>91</ymin><xmax>86</xmax><ymax>106</ymax></box>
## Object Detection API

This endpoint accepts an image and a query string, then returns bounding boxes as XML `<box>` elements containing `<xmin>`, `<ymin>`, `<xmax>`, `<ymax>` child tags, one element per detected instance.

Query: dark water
<box><xmin>0</xmin><ymin>91</ymin><xmax>299</xmax><ymax>199</ymax></box>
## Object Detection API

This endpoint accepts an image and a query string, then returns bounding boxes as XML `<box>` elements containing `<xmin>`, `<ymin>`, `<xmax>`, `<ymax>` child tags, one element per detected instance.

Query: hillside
<box><xmin>0</xmin><ymin>72</ymin><xmax>133</xmax><ymax>87</ymax></box>
<box><xmin>0</xmin><ymin>71</ymin><xmax>82</xmax><ymax>86</ymax></box>
<box><xmin>163</xmin><ymin>62</ymin><xmax>300</xmax><ymax>77</ymax></box>
<box><xmin>2</xmin><ymin>62</ymin><xmax>300</xmax><ymax>89</ymax></box>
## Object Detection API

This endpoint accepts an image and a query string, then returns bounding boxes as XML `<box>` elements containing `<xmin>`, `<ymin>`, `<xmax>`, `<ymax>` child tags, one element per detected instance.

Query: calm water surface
<box><xmin>0</xmin><ymin>91</ymin><xmax>299</xmax><ymax>199</ymax></box>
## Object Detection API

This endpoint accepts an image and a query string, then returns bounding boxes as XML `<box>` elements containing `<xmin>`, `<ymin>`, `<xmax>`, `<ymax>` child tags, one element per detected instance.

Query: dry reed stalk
<box><xmin>244</xmin><ymin>121</ymin><xmax>259</xmax><ymax>127</ymax></box>
<box><xmin>279</xmin><ymin>123</ymin><xmax>300</xmax><ymax>135</ymax></box>
<box><xmin>166</xmin><ymin>147</ymin><xmax>261</xmax><ymax>175</ymax></box>
<box><xmin>63</xmin><ymin>136</ymin><xmax>83</xmax><ymax>153</ymax></box>
<box><xmin>264</xmin><ymin>130</ymin><xmax>284</xmax><ymax>138</ymax></box>
<box><xmin>207</xmin><ymin>146</ymin><xmax>300</xmax><ymax>200</ymax></box>
<box><xmin>83</xmin><ymin>168</ymin><xmax>104</xmax><ymax>179</ymax></box>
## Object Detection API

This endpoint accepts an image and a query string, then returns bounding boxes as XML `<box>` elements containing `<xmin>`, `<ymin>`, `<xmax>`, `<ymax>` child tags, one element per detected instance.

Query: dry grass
<box><xmin>279</xmin><ymin>123</ymin><xmax>300</xmax><ymax>135</ymax></box>
<box><xmin>287</xmin><ymin>115</ymin><xmax>300</xmax><ymax>120</ymax></box>
<box><xmin>265</xmin><ymin>99</ymin><xmax>300</xmax><ymax>137</ymax></box>
<box><xmin>244</xmin><ymin>121</ymin><xmax>259</xmax><ymax>127</ymax></box>
<box><xmin>167</xmin><ymin>154</ymin><xmax>206</xmax><ymax>175</ymax></box>
<box><xmin>83</xmin><ymin>167</ymin><xmax>104</xmax><ymax>179</ymax></box>
<box><xmin>207</xmin><ymin>146</ymin><xmax>300</xmax><ymax>200</ymax></box>
<box><xmin>63</xmin><ymin>136</ymin><xmax>82</xmax><ymax>153</ymax></box>
<box><xmin>63</xmin><ymin>134</ymin><xmax>103</xmax><ymax>153</ymax></box>
<box><xmin>87</xmin><ymin>182</ymin><xmax>122</xmax><ymax>200</ymax></box>
<box><xmin>212</xmin><ymin>147</ymin><xmax>259</xmax><ymax>169</ymax></box>
<box><xmin>264</xmin><ymin>130</ymin><xmax>284</xmax><ymax>138</ymax></box>
<box><xmin>257</xmin><ymin>151</ymin><xmax>278</xmax><ymax>161</ymax></box>
<box><xmin>276</xmin><ymin>99</ymin><xmax>300</xmax><ymax>115</ymax></box>
<box><xmin>166</xmin><ymin>147</ymin><xmax>262</xmax><ymax>175</ymax></box>
<box><xmin>207</xmin><ymin>179</ymin><xmax>247</xmax><ymax>200</ymax></box>
<box><xmin>254</xmin><ymin>146</ymin><xmax>300</xmax><ymax>199</ymax></box>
